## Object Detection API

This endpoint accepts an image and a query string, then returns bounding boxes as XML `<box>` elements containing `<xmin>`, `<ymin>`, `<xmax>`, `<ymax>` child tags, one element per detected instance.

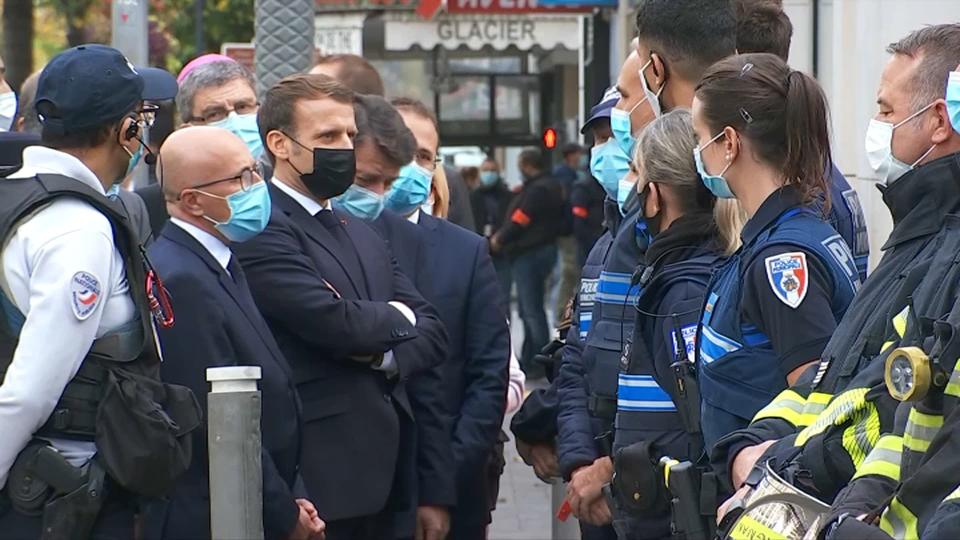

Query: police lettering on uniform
<box><xmin>0</xmin><ymin>44</ymin><xmax>200</xmax><ymax>538</ymax></box>
<box><xmin>690</xmin><ymin>53</ymin><xmax>860</xmax><ymax>451</ymax></box>
<box><xmin>710</xmin><ymin>27</ymin><xmax>960</xmax><ymax>534</ymax></box>
<box><xmin>605</xmin><ymin>110</ymin><xmax>734</xmax><ymax>539</ymax></box>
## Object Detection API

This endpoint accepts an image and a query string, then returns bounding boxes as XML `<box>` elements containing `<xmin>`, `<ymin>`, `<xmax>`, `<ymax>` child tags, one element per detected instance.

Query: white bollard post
<box><xmin>207</xmin><ymin>366</ymin><xmax>264</xmax><ymax>540</ymax></box>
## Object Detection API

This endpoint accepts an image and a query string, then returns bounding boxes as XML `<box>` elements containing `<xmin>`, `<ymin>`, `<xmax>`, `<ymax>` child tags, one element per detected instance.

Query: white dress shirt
<box><xmin>270</xmin><ymin>178</ymin><xmax>413</xmax><ymax>375</ymax></box>
<box><xmin>170</xmin><ymin>217</ymin><xmax>232</xmax><ymax>273</ymax></box>
<box><xmin>0</xmin><ymin>147</ymin><xmax>136</xmax><ymax>488</ymax></box>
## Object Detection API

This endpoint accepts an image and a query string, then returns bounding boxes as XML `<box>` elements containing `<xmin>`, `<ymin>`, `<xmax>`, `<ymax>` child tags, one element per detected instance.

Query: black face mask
<box><xmin>283</xmin><ymin>132</ymin><xmax>356</xmax><ymax>200</ymax></box>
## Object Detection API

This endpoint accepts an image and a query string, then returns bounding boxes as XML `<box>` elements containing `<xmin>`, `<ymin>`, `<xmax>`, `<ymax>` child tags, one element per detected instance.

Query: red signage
<box><xmin>447</xmin><ymin>0</ymin><xmax>593</xmax><ymax>14</ymax></box>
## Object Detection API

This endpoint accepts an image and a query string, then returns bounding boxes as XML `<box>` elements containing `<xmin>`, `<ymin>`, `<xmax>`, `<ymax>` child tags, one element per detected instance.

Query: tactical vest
<box><xmin>697</xmin><ymin>208</ymin><xmax>859</xmax><ymax>448</ymax></box>
<box><xmin>0</xmin><ymin>174</ymin><xmax>199</xmax><ymax>497</ymax></box>
<box><xmin>614</xmin><ymin>250</ymin><xmax>723</xmax><ymax>457</ymax></box>
<box><xmin>582</xmin><ymin>210</ymin><xmax>646</xmax><ymax>432</ymax></box>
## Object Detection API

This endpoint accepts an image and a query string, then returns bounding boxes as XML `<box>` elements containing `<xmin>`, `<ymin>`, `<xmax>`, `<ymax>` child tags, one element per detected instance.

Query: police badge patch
<box><xmin>764</xmin><ymin>252</ymin><xmax>808</xmax><ymax>309</ymax></box>
<box><xmin>70</xmin><ymin>271</ymin><xmax>102</xmax><ymax>320</ymax></box>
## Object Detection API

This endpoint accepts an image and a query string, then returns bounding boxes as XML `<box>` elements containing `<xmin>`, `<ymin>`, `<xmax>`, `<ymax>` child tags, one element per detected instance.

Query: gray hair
<box><xmin>17</xmin><ymin>71</ymin><xmax>42</xmax><ymax>134</ymax></box>
<box><xmin>176</xmin><ymin>60</ymin><xmax>256</xmax><ymax>123</ymax></box>
<box><xmin>635</xmin><ymin>108</ymin><xmax>743</xmax><ymax>254</ymax></box>
<box><xmin>887</xmin><ymin>24</ymin><xmax>960</xmax><ymax>111</ymax></box>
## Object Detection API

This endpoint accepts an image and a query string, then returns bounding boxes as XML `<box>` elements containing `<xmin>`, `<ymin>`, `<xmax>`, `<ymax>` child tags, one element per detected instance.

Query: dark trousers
<box><xmin>326</xmin><ymin>510</ymin><xmax>393</xmax><ymax>540</ymax></box>
<box><xmin>512</xmin><ymin>243</ymin><xmax>558</xmax><ymax>373</ymax></box>
<box><xmin>0</xmin><ymin>498</ymin><xmax>135</xmax><ymax>539</ymax></box>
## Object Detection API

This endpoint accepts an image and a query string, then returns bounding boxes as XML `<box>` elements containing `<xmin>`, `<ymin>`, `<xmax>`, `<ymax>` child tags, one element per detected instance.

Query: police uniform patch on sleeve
<box><xmin>672</xmin><ymin>324</ymin><xmax>698</xmax><ymax>363</ymax></box>
<box><xmin>70</xmin><ymin>272</ymin><xmax>102</xmax><ymax>320</ymax></box>
<box><xmin>764</xmin><ymin>252</ymin><xmax>808</xmax><ymax>309</ymax></box>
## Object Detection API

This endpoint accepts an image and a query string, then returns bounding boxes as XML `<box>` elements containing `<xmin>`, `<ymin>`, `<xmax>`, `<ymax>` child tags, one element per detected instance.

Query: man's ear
<box><xmin>645</xmin><ymin>181</ymin><xmax>661</xmax><ymax>217</ymax></box>
<box><xmin>649</xmin><ymin>53</ymin><xmax>667</xmax><ymax>88</ymax></box>
<box><xmin>930</xmin><ymin>100</ymin><xmax>953</xmax><ymax>145</ymax></box>
<box><xmin>266</xmin><ymin>130</ymin><xmax>289</xmax><ymax>162</ymax></box>
<box><xmin>177</xmin><ymin>189</ymin><xmax>206</xmax><ymax>217</ymax></box>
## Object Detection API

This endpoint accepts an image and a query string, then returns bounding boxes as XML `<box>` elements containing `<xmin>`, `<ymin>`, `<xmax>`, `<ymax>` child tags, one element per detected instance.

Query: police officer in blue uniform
<box><xmin>602</xmin><ymin>110</ymin><xmax>733</xmax><ymax>540</ymax></box>
<box><xmin>733</xmin><ymin>0</ymin><xmax>871</xmax><ymax>283</ymax></box>
<box><xmin>692</xmin><ymin>53</ymin><xmax>860</xmax><ymax>450</ymax></box>
<box><xmin>556</xmin><ymin>49</ymin><xmax>654</xmax><ymax>540</ymax></box>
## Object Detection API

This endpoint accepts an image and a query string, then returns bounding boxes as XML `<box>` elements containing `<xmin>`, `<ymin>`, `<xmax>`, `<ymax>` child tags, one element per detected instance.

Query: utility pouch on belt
<box><xmin>661</xmin><ymin>460</ymin><xmax>715</xmax><ymax>540</ymax></box>
<box><xmin>718</xmin><ymin>460</ymin><xmax>829</xmax><ymax>540</ymax></box>
<box><xmin>612</xmin><ymin>441</ymin><xmax>669</xmax><ymax>516</ymax></box>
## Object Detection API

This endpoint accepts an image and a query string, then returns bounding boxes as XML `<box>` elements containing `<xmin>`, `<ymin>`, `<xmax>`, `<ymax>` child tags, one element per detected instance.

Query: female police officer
<box><xmin>604</xmin><ymin>109</ymin><xmax>736</xmax><ymax>538</ymax></box>
<box><xmin>691</xmin><ymin>53</ymin><xmax>860</xmax><ymax>450</ymax></box>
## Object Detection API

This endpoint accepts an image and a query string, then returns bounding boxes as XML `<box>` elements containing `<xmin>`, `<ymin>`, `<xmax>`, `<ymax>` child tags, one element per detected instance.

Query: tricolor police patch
<box><xmin>765</xmin><ymin>252</ymin><xmax>808</xmax><ymax>309</ymax></box>
<box><xmin>70</xmin><ymin>271</ymin><xmax>102</xmax><ymax>320</ymax></box>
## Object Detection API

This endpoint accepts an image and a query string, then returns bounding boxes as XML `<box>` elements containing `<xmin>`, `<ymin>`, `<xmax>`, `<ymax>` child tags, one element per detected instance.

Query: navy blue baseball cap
<box><xmin>580</xmin><ymin>86</ymin><xmax>621</xmax><ymax>134</ymax></box>
<box><xmin>35</xmin><ymin>44</ymin><xmax>178</xmax><ymax>135</ymax></box>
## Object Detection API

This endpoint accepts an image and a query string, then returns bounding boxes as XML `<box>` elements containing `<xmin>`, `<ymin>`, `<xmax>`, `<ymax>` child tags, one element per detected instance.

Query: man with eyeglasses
<box><xmin>137</xmin><ymin>55</ymin><xmax>261</xmax><ymax>238</ymax></box>
<box><xmin>143</xmin><ymin>125</ymin><xmax>325</xmax><ymax>540</ymax></box>
<box><xmin>0</xmin><ymin>44</ymin><xmax>199</xmax><ymax>538</ymax></box>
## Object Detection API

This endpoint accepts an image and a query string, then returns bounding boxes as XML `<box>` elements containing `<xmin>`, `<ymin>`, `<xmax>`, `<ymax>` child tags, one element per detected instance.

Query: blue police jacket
<box><xmin>697</xmin><ymin>188</ymin><xmax>860</xmax><ymax>450</ymax></box>
<box><xmin>558</xmin><ymin>196</ymin><xmax>646</xmax><ymax>478</ymax></box>
<box><xmin>824</xmin><ymin>163</ymin><xmax>870</xmax><ymax>282</ymax></box>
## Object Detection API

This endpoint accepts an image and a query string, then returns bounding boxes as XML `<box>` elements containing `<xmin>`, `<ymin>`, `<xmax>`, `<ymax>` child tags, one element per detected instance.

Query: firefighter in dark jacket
<box><xmin>491</xmin><ymin>149</ymin><xmax>565</xmax><ymax>376</ymax></box>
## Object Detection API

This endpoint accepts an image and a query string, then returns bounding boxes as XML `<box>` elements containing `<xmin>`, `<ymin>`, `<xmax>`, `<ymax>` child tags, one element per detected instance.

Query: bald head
<box><xmin>160</xmin><ymin>126</ymin><xmax>253</xmax><ymax>196</ymax></box>
<box><xmin>160</xmin><ymin>126</ymin><xmax>261</xmax><ymax>241</ymax></box>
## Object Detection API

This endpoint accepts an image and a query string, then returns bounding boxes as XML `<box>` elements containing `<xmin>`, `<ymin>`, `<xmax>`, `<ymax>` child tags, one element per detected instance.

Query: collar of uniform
<box><xmin>271</xmin><ymin>177</ymin><xmax>330</xmax><ymax>216</ymax></box>
<box><xmin>881</xmin><ymin>151</ymin><xmax>960</xmax><ymax>251</ymax></box>
<box><xmin>740</xmin><ymin>185</ymin><xmax>804</xmax><ymax>246</ymax></box>
<box><xmin>603</xmin><ymin>197</ymin><xmax>620</xmax><ymax>232</ymax></box>
<box><xmin>10</xmin><ymin>146</ymin><xmax>105</xmax><ymax>194</ymax></box>
<box><xmin>407</xmin><ymin>208</ymin><xmax>421</xmax><ymax>224</ymax></box>
<box><xmin>169</xmin><ymin>217</ymin><xmax>232</xmax><ymax>272</ymax></box>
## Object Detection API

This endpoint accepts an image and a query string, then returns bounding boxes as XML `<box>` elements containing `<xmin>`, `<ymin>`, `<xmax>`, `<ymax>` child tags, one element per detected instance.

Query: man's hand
<box><xmin>489</xmin><ymin>235</ymin><xmax>502</xmax><ymax>254</ymax></box>
<box><xmin>415</xmin><ymin>505</ymin><xmax>450</xmax><ymax>540</ymax></box>
<box><xmin>716</xmin><ymin>485</ymin><xmax>751</xmax><ymax>525</ymax></box>
<box><xmin>731</xmin><ymin>440</ymin><xmax>776</xmax><ymax>488</ymax></box>
<box><xmin>290</xmin><ymin>499</ymin><xmax>325</xmax><ymax>540</ymax></box>
<box><xmin>580</xmin><ymin>497</ymin><xmax>613</xmax><ymax>527</ymax></box>
<box><xmin>566</xmin><ymin>457</ymin><xmax>613</xmax><ymax>519</ymax></box>
<box><xmin>516</xmin><ymin>439</ymin><xmax>559</xmax><ymax>482</ymax></box>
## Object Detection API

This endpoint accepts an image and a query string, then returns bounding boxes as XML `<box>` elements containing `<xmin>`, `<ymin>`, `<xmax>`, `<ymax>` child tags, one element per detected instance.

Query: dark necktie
<box><xmin>226</xmin><ymin>256</ymin><xmax>258</xmax><ymax>313</ymax></box>
<box><xmin>314</xmin><ymin>209</ymin><xmax>369</xmax><ymax>297</ymax></box>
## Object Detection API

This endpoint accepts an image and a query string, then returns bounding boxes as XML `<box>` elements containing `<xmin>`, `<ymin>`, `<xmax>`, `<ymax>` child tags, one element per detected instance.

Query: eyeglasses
<box><xmin>136</xmin><ymin>103</ymin><xmax>160</xmax><ymax>128</ymax></box>
<box><xmin>415</xmin><ymin>151</ymin><xmax>443</xmax><ymax>172</ymax></box>
<box><xmin>191</xmin><ymin>166</ymin><xmax>262</xmax><ymax>193</ymax></box>
<box><xmin>188</xmin><ymin>100</ymin><xmax>259</xmax><ymax>124</ymax></box>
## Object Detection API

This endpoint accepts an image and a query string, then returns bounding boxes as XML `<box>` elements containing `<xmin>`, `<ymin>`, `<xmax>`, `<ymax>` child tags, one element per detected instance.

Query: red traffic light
<box><xmin>543</xmin><ymin>128</ymin><xmax>558</xmax><ymax>149</ymax></box>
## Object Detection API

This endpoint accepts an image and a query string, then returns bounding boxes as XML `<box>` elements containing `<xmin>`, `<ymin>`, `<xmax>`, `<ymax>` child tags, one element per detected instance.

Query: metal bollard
<box><xmin>207</xmin><ymin>366</ymin><xmax>264</xmax><ymax>540</ymax></box>
<box><xmin>552</xmin><ymin>479</ymin><xmax>581</xmax><ymax>540</ymax></box>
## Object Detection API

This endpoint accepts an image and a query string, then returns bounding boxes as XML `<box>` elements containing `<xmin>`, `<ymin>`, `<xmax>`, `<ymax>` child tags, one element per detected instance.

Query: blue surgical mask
<box><xmin>617</xmin><ymin>177</ymin><xmax>636</xmax><ymax>216</ymax></box>
<box><xmin>210</xmin><ymin>112</ymin><xmax>264</xmax><ymax>159</ymax></box>
<box><xmin>121</xmin><ymin>141</ymin><xmax>144</xmax><ymax>181</ymax></box>
<box><xmin>479</xmin><ymin>170</ymin><xmax>500</xmax><ymax>188</ymax></box>
<box><xmin>199</xmin><ymin>180</ymin><xmax>272</xmax><ymax>243</ymax></box>
<box><xmin>694</xmin><ymin>131</ymin><xmax>735</xmax><ymax>199</ymax></box>
<box><xmin>947</xmin><ymin>71</ymin><xmax>960</xmax><ymax>135</ymax></box>
<box><xmin>589</xmin><ymin>140</ymin><xmax>630</xmax><ymax>200</ymax></box>
<box><xmin>106</xmin><ymin>184</ymin><xmax>121</xmax><ymax>199</ymax></box>
<box><xmin>333</xmin><ymin>184</ymin><xmax>385</xmax><ymax>221</ymax></box>
<box><xmin>610</xmin><ymin>107</ymin><xmax>638</xmax><ymax>158</ymax></box>
<box><xmin>385</xmin><ymin>162</ymin><xmax>433</xmax><ymax>215</ymax></box>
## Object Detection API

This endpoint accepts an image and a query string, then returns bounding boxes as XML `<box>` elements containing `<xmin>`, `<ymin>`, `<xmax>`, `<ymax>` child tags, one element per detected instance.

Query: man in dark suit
<box><xmin>233</xmin><ymin>74</ymin><xmax>448</xmax><ymax>540</ymax></box>
<box><xmin>392</xmin><ymin>98</ymin><xmax>511</xmax><ymax>540</ymax></box>
<box><xmin>145</xmin><ymin>126</ymin><xmax>324</xmax><ymax>539</ymax></box>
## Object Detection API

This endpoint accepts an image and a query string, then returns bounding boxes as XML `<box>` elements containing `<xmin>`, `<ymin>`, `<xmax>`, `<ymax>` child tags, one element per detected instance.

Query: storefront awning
<box><xmin>384</xmin><ymin>13</ymin><xmax>582</xmax><ymax>51</ymax></box>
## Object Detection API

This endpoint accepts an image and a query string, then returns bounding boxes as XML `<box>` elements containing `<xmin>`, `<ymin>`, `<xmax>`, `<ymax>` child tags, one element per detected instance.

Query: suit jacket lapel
<box><xmin>270</xmin><ymin>184</ymin><xmax>365</xmax><ymax>298</ymax></box>
<box><xmin>161</xmin><ymin>224</ymin><xmax>291</xmax><ymax>370</ymax></box>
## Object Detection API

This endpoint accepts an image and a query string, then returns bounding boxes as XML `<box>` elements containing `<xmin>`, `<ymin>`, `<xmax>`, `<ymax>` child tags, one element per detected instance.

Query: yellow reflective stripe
<box><xmin>729</xmin><ymin>514</ymin><xmax>787</xmax><ymax>540</ymax></box>
<box><xmin>945</xmin><ymin>485</ymin><xmax>960</xmax><ymax>503</ymax></box>
<box><xmin>795</xmin><ymin>388</ymin><xmax>869</xmax><ymax>447</ymax></box>
<box><xmin>892</xmin><ymin>306</ymin><xmax>909</xmax><ymax>338</ymax></box>
<box><xmin>752</xmin><ymin>389</ymin><xmax>807</xmax><ymax>426</ymax></box>
<box><xmin>879</xmin><ymin>497</ymin><xmax>919</xmax><ymax>540</ymax></box>
<box><xmin>797</xmin><ymin>392</ymin><xmax>832</xmax><ymax>427</ymax></box>
<box><xmin>852</xmin><ymin>435</ymin><xmax>902</xmax><ymax>481</ymax></box>
<box><xmin>946</xmin><ymin>358</ymin><xmax>960</xmax><ymax>398</ymax></box>
<box><xmin>841</xmin><ymin>402</ymin><xmax>881</xmax><ymax>466</ymax></box>
<box><xmin>903</xmin><ymin>408</ymin><xmax>944</xmax><ymax>454</ymax></box>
